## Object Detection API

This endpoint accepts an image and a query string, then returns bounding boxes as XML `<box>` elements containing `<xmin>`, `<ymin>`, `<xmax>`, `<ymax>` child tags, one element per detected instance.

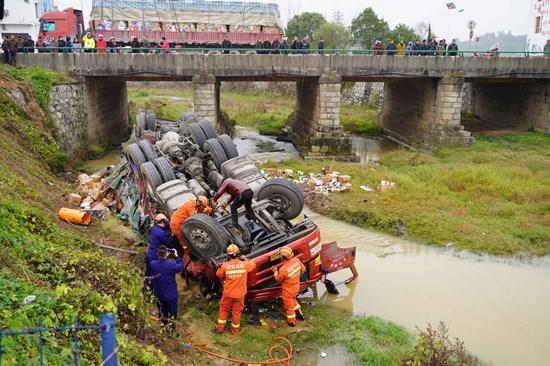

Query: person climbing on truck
<box><xmin>214</xmin><ymin>244</ymin><xmax>256</xmax><ymax>335</ymax></box>
<box><xmin>170</xmin><ymin>196</ymin><xmax>212</xmax><ymax>247</ymax></box>
<box><xmin>145</xmin><ymin>214</ymin><xmax>174</xmax><ymax>288</ymax></box>
<box><xmin>272</xmin><ymin>246</ymin><xmax>306</xmax><ymax>326</ymax></box>
<box><xmin>212</xmin><ymin>178</ymin><xmax>256</xmax><ymax>227</ymax></box>
<box><xmin>150</xmin><ymin>245</ymin><xmax>183</xmax><ymax>332</ymax></box>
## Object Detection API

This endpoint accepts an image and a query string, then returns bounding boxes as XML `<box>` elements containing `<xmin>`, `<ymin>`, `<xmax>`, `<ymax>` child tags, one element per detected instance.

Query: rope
<box><xmin>186</xmin><ymin>335</ymin><xmax>293</xmax><ymax>366</ymax></box>
<box><xmin>97</xmin><ymin>345</ymin><xmax>119</xmax><ymax>366</ymax></box>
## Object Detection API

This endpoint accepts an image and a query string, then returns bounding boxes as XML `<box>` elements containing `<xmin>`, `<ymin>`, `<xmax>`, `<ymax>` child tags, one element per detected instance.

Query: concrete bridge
<box><xmin>19</xmin><ymin>53</ymin><xmax>550</xmax><ymax>159</ymax></box>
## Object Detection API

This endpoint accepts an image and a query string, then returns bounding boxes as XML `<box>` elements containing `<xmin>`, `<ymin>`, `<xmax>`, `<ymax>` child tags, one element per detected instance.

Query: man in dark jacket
<box><xmin>255</xmin><ymin>39</ymin><xmax>263</xmax><ymax>53</ymax></box>
<box><xmin>262</xmin><ymin>39</ymin><xmax>272</xmax><ymax>53</ymax></box>
<box><xmin>36</xmin><ymin>36</ymin><xmax>46</xmax><ymax>53</ymax></box>
<box><xmin>8</xmin><ymin>36</ymin><xmax>17</xmax><ymax>65</ymax></box>
<box><xmin>222</xmin><ymin>36</ymin><xmax>232</xmax><ymax>53</ymax></box>
<box><xmin>213</xmin><ymin>178</ymin><xmax>256</xmax><ymax>227</ymax></box>
<box><xmin>131</xmin><ymin>36</ymin><xmax>141</xmax><ymax>53</ymax></box>
<box><xmin>150</xmin><ymin>245</ymin><xmax>183</xmax><ymax>331</ymax></box>
<box><xmin>107</xmin><ymin>37</ymin><xmax>118</xmax><ymax>53</ymax></box>
<box><xmin>318</xmin><ymin>39</ymin><xmax>325</xmax><ymax>54</ymax></box>
<box><xmin>23</xmin><ymin>36</ymin><xmax>35</xmax><ymax>53</ymax></box>
<box><xmin>447</xmin><ymin>39</ymin><xmax>459</xmax><ymax>56</ymax></box>
<box><xmin>386</xmin><ymin>40</ymin><xmax>396</xmax><ymax>56</ymax></box>
<box><xmin>279</xmin><ymin>37</ymin><xmax>289</xmax><ymax>54</ymax></box>
<box><xmin>2</xmin><ymin>36</ymin><xmax>9</xmax><ymax>64</ymax></box>
<box><xmin>272</xmin><ymin>39</ymin><xmax>280</xmax><ymax>54</ymax></box>
<box><xmin>57</xmin><ymin>36</ymin><xmax>66</xmax><ymax>53</ymax></box>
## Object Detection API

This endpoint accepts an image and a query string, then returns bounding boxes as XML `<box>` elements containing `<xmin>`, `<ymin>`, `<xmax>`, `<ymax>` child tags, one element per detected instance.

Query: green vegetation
<box><xmin>183</xmin><ymin>297</ymin><xmax>414</xmax><ymax>365</ymax></box>
<box><xmin>263</xmin><ymin>133</ymin><xmax>550</xmax><ymax>256</ymax></box>
<box><xmin>127</xmin><ymin>87</ymin><xmax>379</xmax><ymax>137</ymax></box>
<box><xmin>285</xmin><ymin>12</ymin><xmax>327</xmax><ymax>42</ymax></box>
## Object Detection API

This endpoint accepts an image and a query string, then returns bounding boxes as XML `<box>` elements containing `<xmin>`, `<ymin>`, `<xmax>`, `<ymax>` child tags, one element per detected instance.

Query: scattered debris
<box><xmin>22</xmin><ymin>295</ymin><xmax>36</xmax><ymax>305</ymax></box>
<box><xmin>262</xmin><ymin>166</ymin><xmax>353</xmax><ymax>194</ymax></box>
<box><xmin>360</xmin><ymin>185</ymin><xmax>375</xmax><ymax>192</ymax></box>
<box><xmin>67</xmin><ymin>170</ymin><xmax>118</xmax><ymax>220</ymax></box>
<box><xmin>378</xmin><ymin>180</ymin><xmax>397</xmax><ymax>192</ymax></box>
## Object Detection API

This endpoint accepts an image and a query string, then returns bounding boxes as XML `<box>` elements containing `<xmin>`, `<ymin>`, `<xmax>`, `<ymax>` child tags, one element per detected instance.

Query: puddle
<box><xmin>303</xmin><ymin>209</ymin><xmax>550</xmax><ymax>366</ymax></box>
<box><xmin>233</xmin><ymin>126</ymin><xmax>300</xmax><ymax>162</ymax></box>
<box><xmin>81</xmin><ymin>149</ymin><xmax>122</xmax><ymax>174</ymax></box>
<box><xmin>352</xmin><ymin>136</ymin><xmax>397</xmax><ymax>165</ymax></box>
<box><xmin>296</xmin><ymin>346</ymin><xmax>359</xmax><ymax>366</ymax></box>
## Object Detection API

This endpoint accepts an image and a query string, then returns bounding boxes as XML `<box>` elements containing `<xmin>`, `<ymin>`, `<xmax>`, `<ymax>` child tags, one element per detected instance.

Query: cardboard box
<box><xmin>337</xmin><ymin>175</ymin><xmax>351</xmax><ymax>183</ymax></box>
<box><xmin>77</xmin><ymin>174</ymin><xmax>92</xmax><ymax>186</ymax></box>
<box><xmin>68</xmin><ymin>193</ymin><xmax>82</xmax><ymax>206</ymax></box>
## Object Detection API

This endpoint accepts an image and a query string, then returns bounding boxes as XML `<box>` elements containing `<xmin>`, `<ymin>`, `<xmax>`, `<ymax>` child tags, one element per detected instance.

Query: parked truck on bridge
<box><xmin>90</xmin><ymin>0</ymin><xmax>284</xmax><ymax>47</ymax></box>
<box><xmin>124</xmin><ymin>112</ymin><xmax>357</xmax><ymax>302</ymax></box>
<box><xmin>39</xmin><ymin>7</ymin><xmax>85</xmax><ymax>41</ymax></box>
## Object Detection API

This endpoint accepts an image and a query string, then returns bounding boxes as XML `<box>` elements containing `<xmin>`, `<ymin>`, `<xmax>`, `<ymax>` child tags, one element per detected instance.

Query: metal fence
<box><xmin>0</xmin><ymin>313</ymin><xmax>118</xmax><ymax>366</ymax></box>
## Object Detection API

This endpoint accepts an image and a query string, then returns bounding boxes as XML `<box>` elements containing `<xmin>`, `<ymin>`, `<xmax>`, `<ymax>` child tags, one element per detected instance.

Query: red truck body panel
<box><xmin>39</xmin><ymin>8</ymin><xmax>84</xmax><ymax>40</ymax></box>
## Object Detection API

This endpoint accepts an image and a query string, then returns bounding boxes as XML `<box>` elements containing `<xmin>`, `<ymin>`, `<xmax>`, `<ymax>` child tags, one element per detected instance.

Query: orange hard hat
<box><xmin>154</xmin><ymin>213</ymin><xmax>169</xmax><ymax>223</ymax></box>
<box><xmin>227</xmin><ymin>244</ymin><xmax>240</xmax><ymax>256</ymax></box>
<box><xmin>279</xmin><ymin>246</ymin><xmax>294</xmax><ymax>259</ymax></box>
<box><xmin>196</xmin><ymin>195</ymin><xmax>208</xmax><ymax>207</ymax></box>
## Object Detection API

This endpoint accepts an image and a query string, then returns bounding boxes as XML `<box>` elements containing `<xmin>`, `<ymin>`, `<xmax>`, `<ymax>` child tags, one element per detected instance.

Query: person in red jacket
<box><xmin>170</xmin><ymin>196</ymin><xmax>212</xmax><ymax>245</ymax></box>
<box><xmin>160</xmin><ymin>36</ymin><xmax>170</xmax><ymax>53</ymax></box>
<box><xmin>272</xmin><ymin>246</ymin><xmax>305</xmax><ymax>326</ymax></box>
<box><xmin>214</xmin><ymin>244</ymin><xmax>256</xmax><ymax>335</ymax></box>
<box><xmin>96</xmin><ymin>35</ymin><xmax>107</xmax><ymax>54</ymax></box>
<box><xmin>212</xmin><ymin>178</ymin><xmax>256</xmax><ymax>227</ymax></box>
<box><xmin>372</xmin><ymin>40</ymin><xmax>385</xmax><ymax>56</ymax></box>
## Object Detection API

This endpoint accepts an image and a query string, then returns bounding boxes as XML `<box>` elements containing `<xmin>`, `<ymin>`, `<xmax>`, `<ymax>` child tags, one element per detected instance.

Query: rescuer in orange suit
<box><xmin>169</xmin><ymin>195</ymin><xmax>212</xmax><ymax>245</ymax></box>
<box><xmin>272</xmin><ymin>246</ymin><xmax>306</xmax><ymax>326</ymax></box>
<box><xmin>214</xmin><ymin>244</ymin><xmax>256</xmax><ymax>335</ymax></box>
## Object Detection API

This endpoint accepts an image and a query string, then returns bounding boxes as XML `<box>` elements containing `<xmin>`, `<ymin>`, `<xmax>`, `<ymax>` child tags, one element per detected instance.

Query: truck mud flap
<box><xmin>320</xmin><ymin>241</ymin><xmax>359</xmax><ymax>285</ymax></box>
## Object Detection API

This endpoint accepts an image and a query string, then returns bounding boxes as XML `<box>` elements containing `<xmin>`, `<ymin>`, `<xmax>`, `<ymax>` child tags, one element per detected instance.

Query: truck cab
<box><xmin>39</xmin><ymin>7</ymin><xmax>84</xmax><ymax>41</ymax></box>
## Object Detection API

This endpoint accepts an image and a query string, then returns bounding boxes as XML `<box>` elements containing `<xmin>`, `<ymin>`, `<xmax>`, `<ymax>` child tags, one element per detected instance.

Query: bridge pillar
<box><xmin>380</xmin><ymin>77</ymin><xmax>473</xmax><ymax>148</ymax></box>
<box><xmin>192</xmin><ymin>74</ymin><xmax>220</xmax><ymax>130</ymax></box>
<box><xmin>290</xmin><ymin>74</ymin><xmax>356</xmax><ymax>160</ymax></box>
<box><xmin>85</xmin><ymin>77</ymin><xmax>129</xmax><ymax>148</ymax></box>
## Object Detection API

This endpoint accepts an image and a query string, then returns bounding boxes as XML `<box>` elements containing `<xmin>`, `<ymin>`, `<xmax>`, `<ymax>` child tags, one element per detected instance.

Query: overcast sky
<box><xmin>58</xmin><ymin>0</ymin><xmax>530</xmax><ymax>41</ymax></box>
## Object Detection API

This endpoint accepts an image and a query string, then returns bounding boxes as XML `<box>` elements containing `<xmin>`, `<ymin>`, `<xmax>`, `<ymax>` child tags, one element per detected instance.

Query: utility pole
<box><xmin>333</xmin><ymin>10</ymin><xmax>344</xmax><ymax>25</ymax></box>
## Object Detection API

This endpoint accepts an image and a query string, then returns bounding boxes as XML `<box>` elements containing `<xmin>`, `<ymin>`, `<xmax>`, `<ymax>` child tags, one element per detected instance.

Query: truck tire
<box><xmin>185</xmin><ymin>123</ymin><xmax>207</xmax><ymax>150</ymax></box>
<box><xmin>203</xmin><ymin>138</ymin><xmax>228</xmax><ymax>170</ymax></box>
<box><xmin>152</xmin><ymin>157</ymin><xmax>176</xmax><ymax>183</ymax></box>
<box><xmin>257</xmin><ymin>178</ymin><xmax>304</xmax><ymax>220</ymax></box>
<box><xmin>140</xmin><ymin>161</ymin><xmax>163</xmax><ymax>198</ymax></box>
<box><xmin>145</xmin><ymin>111</ymin><xmax>156</xmax><ymax>130</ymax></box>
<box><xmin>136</xmin><ymin>111</ymin><xmax>146</xmax><ymax>138</ymax></box>
<box><xmin>138</xmin><ymin>140</ymin><xmax>158</xmax><ymax>161</ymax></box>
<box><xmin>180</xmin><ymin>112</ymin><xmax>195</xmax><ymax>122</ymax></box>
<box><xmin>182</xmin><ymin>214</ymin><xmax>229</xmax><ymax>259</ymax></box>
<box><xmin>217</xmin><ymin>134</ymin><xmax>239</xmax><ymax>159</ymax></box>
<box><xmin>126</xmin><ymin>143</ymin><xmax>146</xmax><ymax>170</ymax></box>
<box><xmin>197</xmin><ymin>119</ymin><xmax>217</xmax><ymax>139</ymax></box>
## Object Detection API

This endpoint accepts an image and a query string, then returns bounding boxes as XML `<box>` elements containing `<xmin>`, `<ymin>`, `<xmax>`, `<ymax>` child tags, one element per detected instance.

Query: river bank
<box><xmin>262</xmin><ymin>132</ymin><xmax>550</xmax><ymax>256</ymax></box>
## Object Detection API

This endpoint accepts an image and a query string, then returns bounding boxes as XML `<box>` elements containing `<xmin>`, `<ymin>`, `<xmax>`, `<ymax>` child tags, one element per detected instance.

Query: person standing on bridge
<box><xmin>2</xmin><ymin>36</ymin><xmax>9</xmax><ymax>64</ymax></box>
<box><xmin>8</xmin><ymin>36</ymin><xmax>17</xmax><ymax>66</ymax></box>
<box><xmin>447</xmin><ymin>39</ymin><xmax>459</xmax><ymax>57</ymax></box>
<box><xmin>272</xmin><ymin>246</ymin><xmax>305</xmax><ymax>326</ymax></box>
<box><xmin>214</xmin><ymin>244</ymin><xmax>256</xmax><ymax>335</ymax></box>
<box><xmin>317</xmin><ymin>38</ymin><xmax>325</xmax><ymax>55</ymax></box>
<box><xmin>96</xmin><ymin>35</ymin><xmax>107</xmax><ymax>54</ymax></box>
<box><xmin>544</xmin><ymin>40</ymin><xmax>550</xmax><ymax>59</ymax></box>
<box><xmin>212</xmin><ymin>178</ymin><xmax>256</xmax><ymax>228</ymax></box>
<box><xmin>82</xmin><ymin>32</ymin><xmax>96</xmax><ymax>53</ymax></box>
<box><xmin>387</xmin><ymin>40</ymin><xmax>396</xmax><ymax>56</ymax></box>
<box><xmin>396</xmin><ymin>40</ymin><xmax>406</xmax><ymax>56</ymax></box>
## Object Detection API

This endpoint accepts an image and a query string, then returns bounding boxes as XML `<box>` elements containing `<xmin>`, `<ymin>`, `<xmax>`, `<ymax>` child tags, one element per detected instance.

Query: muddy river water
<box><xmin>85</xmin><ymin>128</ymin><xmax>550</xmax><ymax>365</ymax></box>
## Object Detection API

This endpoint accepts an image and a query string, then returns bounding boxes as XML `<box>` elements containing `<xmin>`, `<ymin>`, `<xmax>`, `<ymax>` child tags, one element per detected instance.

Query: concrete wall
<box><xmin>192</xmin><ymin>74</ymin><xmax>220</xmax><ymax>131</ymax></box>
<box><xmin>48</xmin><ymin>83</ymin><xmax>88</xmax><ymax>157</ymax></box>
<box><xmin>85</xmin><ymin>77</ymin><xmax>129</xmax><ymax>147</ymax></box>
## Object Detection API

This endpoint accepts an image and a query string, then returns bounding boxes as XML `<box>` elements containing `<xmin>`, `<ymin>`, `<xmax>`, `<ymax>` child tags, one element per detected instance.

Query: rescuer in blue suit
<box><xmin>145</xmin><ymin>214</ymin><xmax>173</xmax><ymax>278</ymax></box>
<box><xmin>150</xmin><ymin>245</ymin><xmax>184</xmax><ymax>332</ymax></box>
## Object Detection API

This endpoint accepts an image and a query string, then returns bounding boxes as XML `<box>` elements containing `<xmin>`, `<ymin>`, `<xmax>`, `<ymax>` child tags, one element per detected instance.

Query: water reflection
<box><xmin>352</xmin><ymin>136</ymin><xmax>396</xmax><ymax>165</ymax></box>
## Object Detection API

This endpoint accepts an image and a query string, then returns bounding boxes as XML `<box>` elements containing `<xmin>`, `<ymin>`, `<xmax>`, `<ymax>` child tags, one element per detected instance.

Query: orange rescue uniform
<box><xmin>216</xmin><ymin>258</ymin><xmax>256</xmax><ymax>334</ymax></box>
<box><xmin>274</xmin><ymin>257</ymin><xmax>305</xmax><ymax>325</ymax></box>
<box><xmin>170</xmin><ymin>199</ymin><xmax>212</xmax><ymax>244</ymax></box>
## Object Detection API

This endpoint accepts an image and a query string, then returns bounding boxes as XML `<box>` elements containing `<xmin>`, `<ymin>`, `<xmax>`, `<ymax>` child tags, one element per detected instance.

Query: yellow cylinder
<box><xmin>58</xmin><ymin>208</ymin><xmax>92</xmax><ymax>226</ymax></box>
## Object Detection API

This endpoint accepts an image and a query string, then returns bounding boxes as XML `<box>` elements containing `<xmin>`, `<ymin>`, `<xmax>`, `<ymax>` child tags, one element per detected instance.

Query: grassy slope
<box><xmin>264</xmin><ymin>133</ymin><xmax>550</xmax><ymax>256</ymax></box>
<box><xmin>127</xmin><ymin>87</ymin><xmax>382</xmax><ymax>136</ymax></box>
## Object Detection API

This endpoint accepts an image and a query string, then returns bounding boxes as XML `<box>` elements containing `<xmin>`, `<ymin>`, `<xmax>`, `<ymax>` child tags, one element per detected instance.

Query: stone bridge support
<box><xmin>193</xmin><ymin>74</ymin><xmax>221</xmax><ymax>131</ymax></box>
<box><xmin>290</xmin><ymin>74</ymin><xmax>356</xmax><ymax>160</ymax></box>
<box><xmin>379</xmin><ymin>77</ymin><xmax>473</xmax><ymax>148</ymax></box>
<box><xmin>470</xmin><ymin>81</ymin><xmax>550</xmax><ymax>132</ymax></box>
<box><xmin>85</xmin><ymin>77</ymin><xmax>129</xmax><ymax>148</ymax></box>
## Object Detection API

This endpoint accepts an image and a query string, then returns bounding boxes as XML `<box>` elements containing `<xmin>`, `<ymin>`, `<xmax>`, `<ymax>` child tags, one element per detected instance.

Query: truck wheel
<box><xmin>140</xmin><ymin>161</ymin><xmax>163</xmax><ymax>197</ymax></box>
<box><xmin>136</xmin><ymin>111</ymin><xmax>146</xmax><ymax>138</ymax></box>
<box><xmin>204</xmin><ymin>138</ymin><xmax>228</xmax><ymax>170</ymax></box>
<box><xmin>138</xmin><ymin>140</ymin><xmax>158</xmax><ymax>161</ymax></box>
<box><xmin>127</xmin><ymin>143</ymin><xmax>146</xmax><ymax>170</ymax></box>
<box><xmin>145</xmin><ymin>111</ymin><xmax>156</xmax><ymax>130</ymax></box>
<box><xmin>257</xmin><ymin>178</ymin><xmax>304</xmax><ymax>220</ymax></box>
<box><xmin>152</xmin><ymin>157</ymin><xmax>176</xmax><ymax>183</ymax></box>
<box><xmin>217</xmin><ymin>134</ymin><xmax>239</xmax><ymax>159</ymax></box>
<box><xmin>186</xmin><ymin>123</ymin><xmax>207</xmax><ymax>150</ymax></box>
<box><xmin>180</xmin><ymin>112</ymin><xmax>195</xmax><ymax>122</ymax></box>
<box><xmin>182</xmin><ymin>214</ymin><xmax>229</xmax><ymax>259</ymax></box>
<box><xmin>197</xmin><ymin>119</ymin><xmax>217</xmax><ymax>139</ymax></box>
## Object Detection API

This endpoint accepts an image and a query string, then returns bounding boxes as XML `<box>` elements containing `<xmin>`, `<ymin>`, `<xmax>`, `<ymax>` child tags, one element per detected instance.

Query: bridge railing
<box><xmin>18</xmin><ymin>47</ymin><xmax>548</xmax><ymax>58</ymax></box>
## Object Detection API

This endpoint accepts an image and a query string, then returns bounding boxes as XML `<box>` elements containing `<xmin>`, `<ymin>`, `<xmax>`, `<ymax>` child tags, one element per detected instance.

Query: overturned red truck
<box><xmin>124</xmin><ymin>111</ymin><xmax>357</xmax><ymax>302</ymax></box>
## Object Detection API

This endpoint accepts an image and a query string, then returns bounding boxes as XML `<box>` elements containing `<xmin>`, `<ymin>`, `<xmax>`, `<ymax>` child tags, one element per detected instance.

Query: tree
<box><xmin>415</xmin><ymin>22</ymin><xmax>430</xmax><ymax>40</ymax></box>
<box><xmin>313</xmin><ymin>22</ymin><xmax>352</xmax><ymax>49</ymax></box>
<box><xmin>387</xmin><ymin>23</ymin><xmax>417</xmax><ymax>43</ymax></box>
<box><xmin>351</xmin><ymin>7</ymin><xmax>390</xmax><ymax>49</ymax></box>
<box><xmin>285</xmin><ymin>12</ymin><xmax>327</xmax><ymax>41</ymax></box>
